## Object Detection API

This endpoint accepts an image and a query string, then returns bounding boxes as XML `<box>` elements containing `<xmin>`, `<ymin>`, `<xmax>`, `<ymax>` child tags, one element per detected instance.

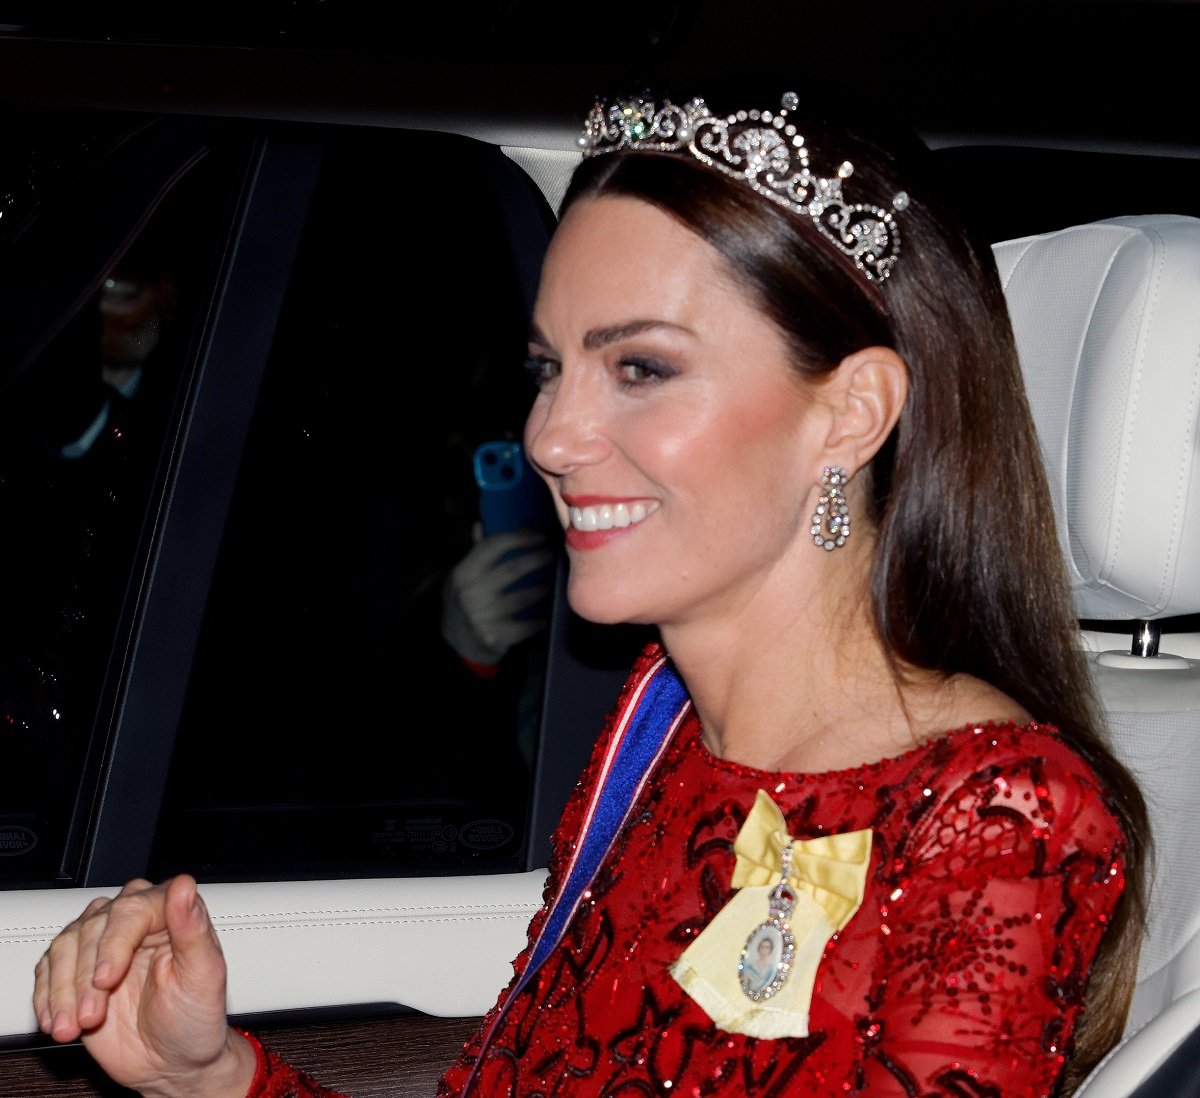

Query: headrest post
<box><xmin>1132</xmin><ymin>620</ymin><xmax>1161</xmax><ymax>659</ymax></box>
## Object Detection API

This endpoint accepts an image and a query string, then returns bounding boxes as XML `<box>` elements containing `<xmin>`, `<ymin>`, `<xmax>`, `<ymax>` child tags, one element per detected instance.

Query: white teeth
<box><xmin>568</xmin><ymin>501</ymin><xmax>659</xmax><ymax>531</ymax></box>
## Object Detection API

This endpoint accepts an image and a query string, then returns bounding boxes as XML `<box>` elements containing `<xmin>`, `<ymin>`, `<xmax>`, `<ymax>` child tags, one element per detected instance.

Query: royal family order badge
<box><xmin>737</xmin><ymin>842</ymin><xmax>798</xmax><ymax>1001</ymax></box>
<box><xmin>670</xmin><ymin>790</ymin><xmax>872</xmax><ymax>1039</ymax></box>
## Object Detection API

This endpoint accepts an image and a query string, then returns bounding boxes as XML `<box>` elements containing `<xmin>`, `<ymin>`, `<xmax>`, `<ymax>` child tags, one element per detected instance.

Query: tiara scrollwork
<box><xmin>578</xmin><ymin>92</ymin><xmax>908</xmax><ymax>284</ymax></box>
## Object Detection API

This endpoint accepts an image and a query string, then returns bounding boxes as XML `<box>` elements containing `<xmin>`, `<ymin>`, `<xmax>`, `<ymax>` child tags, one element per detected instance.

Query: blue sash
<box><xmin>462</xmin><ymin>653</ymin><xmax>691</xmax><ymax>1092</ymax></box>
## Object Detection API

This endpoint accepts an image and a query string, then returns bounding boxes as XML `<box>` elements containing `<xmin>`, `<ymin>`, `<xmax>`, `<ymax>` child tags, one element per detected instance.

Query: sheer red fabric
<box><xmin>437</xmin><ymin>646</ymin><xmax>1126</xmax><ymax>1096</ymax></box>
<box><xmin>244</xmin><ymin>644</ymin><xmax>1126</xmax><ymax>1098</ymax></box>
<box><xmin>237</xmin><ymin>1029</ymin><xmax>346</xmax><ymax>1098</ymax></box>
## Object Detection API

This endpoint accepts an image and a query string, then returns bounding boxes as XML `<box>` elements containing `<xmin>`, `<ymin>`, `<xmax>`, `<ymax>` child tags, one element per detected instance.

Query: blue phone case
<box><xmin>473</xmin><ymin>440</ymin><xmax>552</xmax><ymax>536</ymax></box>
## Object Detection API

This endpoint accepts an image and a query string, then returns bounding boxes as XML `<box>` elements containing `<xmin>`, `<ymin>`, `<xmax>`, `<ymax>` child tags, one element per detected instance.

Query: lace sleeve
<box><xmin>238</xmin><ymin>1030</ymin><xmax>349</xmax><ymax>1098</ymax></box>
<box><xmin>853</xmin><ymin>746</ymin><xmax>1126</xmax><ymax>1096</ymax></box>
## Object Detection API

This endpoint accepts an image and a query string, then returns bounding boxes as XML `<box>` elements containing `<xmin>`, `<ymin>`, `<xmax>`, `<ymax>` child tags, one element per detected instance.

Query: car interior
<box><xmin>995</xmin><ymin>215</ymin><xmax>1200</xmax><ymax>1095</ymax></box>
<box><xmin>0</xmin><ymin>5</ymin><xmax>1198</xmax><ymax>1095</ymax></box>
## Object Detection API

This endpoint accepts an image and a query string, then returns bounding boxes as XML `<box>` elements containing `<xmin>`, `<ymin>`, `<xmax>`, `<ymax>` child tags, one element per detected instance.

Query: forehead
<box><xmin>535</xmin><ymin>194</ymin><xmax>745</xmax><ymax>330</ymax></box>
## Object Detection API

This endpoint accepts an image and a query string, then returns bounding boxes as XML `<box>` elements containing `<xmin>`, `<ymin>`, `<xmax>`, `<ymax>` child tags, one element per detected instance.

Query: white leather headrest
<box><xmin>994</xmin><ymin>215</ymin><xmax>1200</xmax><ymax>621</ymax></box>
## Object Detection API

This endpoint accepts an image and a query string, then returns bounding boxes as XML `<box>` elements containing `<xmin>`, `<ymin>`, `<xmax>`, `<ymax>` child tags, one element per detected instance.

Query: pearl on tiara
<box><xmin>579</xmin><ymin>93</ymin><xmax>905</xmax><ymax>284</ymax></box>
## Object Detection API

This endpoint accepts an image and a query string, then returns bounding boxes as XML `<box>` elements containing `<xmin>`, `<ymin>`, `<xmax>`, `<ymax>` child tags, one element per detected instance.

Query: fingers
<box><xmin>488</xmin><ymin>547</ymin><xmax>554</xmax><ymax>590</ymax></box>
<box><xmin>496</xmin><ymin>580</ymin><xmax>551</xmax><ymax>616</ymax></box>
<box><xmin>92</xmin><ymin>878</ymin><xmax>166</xmax><ymax>990</ymax></box>
<box><xmin>442</xmin><ymin>531</ymin><xmax>553</xmax><ymax>664</ymax></box>
<box><xmin>459</xmin><ymin>572</ymin><xmax>550</xmax><ymax>636</ymax></box>
<box><xmin>35</xmin><ymin>894</ymin><xmax>112</xmax><ymax>1040</ymax></box>
<box><xmin>456</xmin><ymin>529</ymin><xmax>551</xmax><ymax>580</ymax></box>
<box><xmin>33</xmin><ymin>877</ymin><xmax>166</xmax><ymax>1042</ymax></box>
<box><xmin>33</xmin><ymin>916</ymin><xmax>84</xmax><ymax>1040</ymax></box>
<box><xmin>455</xmin><ymin>541</ymin><xmax>552</xmax><ymax>605</ymax></box>
<box><xmin>484</xmin><ymin>528</ymin><xmax>553</xmax><ymax>553</ymax></box>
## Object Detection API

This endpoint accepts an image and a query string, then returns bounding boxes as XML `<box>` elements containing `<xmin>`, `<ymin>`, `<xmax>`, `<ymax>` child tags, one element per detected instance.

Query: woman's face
<box><xmin>525</xmin><ymin>194</ymin><xmax>831</xmax><ymax>629</ymax></box>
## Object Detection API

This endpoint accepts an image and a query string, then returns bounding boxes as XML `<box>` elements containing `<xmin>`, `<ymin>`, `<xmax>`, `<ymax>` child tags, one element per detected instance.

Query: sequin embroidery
<box><xmin>235</xmin><ymin>643</ymin><xmax>1127</xmax><ymax>1098</ymax></box>
<box><xmin>436</xmin><ymin>644</ymin><xmax>1126</xmax><ymax>1097</ymax></box>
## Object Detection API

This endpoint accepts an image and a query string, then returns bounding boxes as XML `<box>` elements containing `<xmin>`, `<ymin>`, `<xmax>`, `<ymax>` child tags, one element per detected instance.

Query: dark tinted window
<box><xmin>0</xmin><ymin>111</ymin><xmax>561</xmax><ymax>888</ymax></box>
<box><xmin>0</xmin><ymin>113</ymin><xmax>239</xmax><ymax>883</ymax></box>
<box><xmin>151</xmin><ymin>129</ymin><xmax>557</xmax><ymax>881</ymax></box>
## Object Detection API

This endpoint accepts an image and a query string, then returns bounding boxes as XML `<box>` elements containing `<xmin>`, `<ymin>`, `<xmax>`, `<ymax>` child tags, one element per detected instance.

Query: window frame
<box><xmin>75</xmin><ymin>131</ymin><xmax>329</xmax><ymax>887</ymax></box>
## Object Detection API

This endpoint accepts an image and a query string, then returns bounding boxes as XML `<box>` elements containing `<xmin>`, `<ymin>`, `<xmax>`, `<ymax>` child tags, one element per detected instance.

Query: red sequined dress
<box><xmin>242</xmin><ymin>644</ymin><xmax>1127</xmax><ymax>1098</ymax></box>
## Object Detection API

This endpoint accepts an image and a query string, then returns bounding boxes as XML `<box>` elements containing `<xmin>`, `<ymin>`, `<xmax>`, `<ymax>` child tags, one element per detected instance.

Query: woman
<box><xmin>740</xmin><ymin>932</ymin><xmax>781</xmax><ymax>997</ymax></box>
<box><xmin>33</xmin><ymin>91</ymin><xmax>1149</xmax><ymax>1097</ymax></box>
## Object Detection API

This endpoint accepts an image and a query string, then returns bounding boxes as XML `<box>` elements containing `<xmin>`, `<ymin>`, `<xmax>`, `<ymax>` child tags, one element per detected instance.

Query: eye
<box><xmin>523</xmin><ymin>353</ymin><xmax>560</xmax><ymax>389</ymax></box>
<box><xmin>617</xmin><ymin>356</ymin><xmax>677</xmax><ymax>387</ymax></box>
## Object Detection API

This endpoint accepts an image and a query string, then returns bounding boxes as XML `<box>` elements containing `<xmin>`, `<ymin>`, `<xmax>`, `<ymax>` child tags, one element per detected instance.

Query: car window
<box><xmin>148</xmin><ymin>127</ymin><xmax>557</xmax><ymax>882</ymax></box>
<box><xmin>0</xmin><ymin>112</ymin><xmax>561</xmax><ymax>888</ymax></box>
<box><xmin>0</xmin><ymin>112</ymin><xmax>242</xmax><ymax>884</ymax></box>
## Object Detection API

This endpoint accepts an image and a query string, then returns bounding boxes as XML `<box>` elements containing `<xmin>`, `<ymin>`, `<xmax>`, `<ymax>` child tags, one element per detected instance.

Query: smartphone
<box><xmin>473</xmin><ymin>440</ymin><xmax>553</xmax><ymax>536</ymax></box>
<box><xmin>473</xmin><ymin>440</ymin><xmax>555</xmax><ymax>607</ymax></box>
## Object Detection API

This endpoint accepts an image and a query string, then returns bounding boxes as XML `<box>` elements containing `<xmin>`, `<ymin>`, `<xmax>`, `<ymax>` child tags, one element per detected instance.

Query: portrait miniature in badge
<box><xmin>737</xmin><ymin>923</ymin><xmax>790</xmax><ymax>998</ymax></box>
<box><xmin>737</xmin><ymin>843</ymin><xmax>798</xmax><ymax>1001</ymax></box>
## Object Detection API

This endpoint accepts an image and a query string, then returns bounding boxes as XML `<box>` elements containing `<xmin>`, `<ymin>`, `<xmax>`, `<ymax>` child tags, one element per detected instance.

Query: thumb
<box><xmin>163</xmin><ymin>875</ymin><xmax>225</xmax><ymax>989</ymax></box>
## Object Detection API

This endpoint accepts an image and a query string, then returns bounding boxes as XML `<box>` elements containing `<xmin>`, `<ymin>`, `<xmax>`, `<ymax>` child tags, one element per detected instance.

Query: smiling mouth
<box><xmin>568</xmin><ymin>501</ymin><xmax>660</xmax><ymax>532</ymax></box>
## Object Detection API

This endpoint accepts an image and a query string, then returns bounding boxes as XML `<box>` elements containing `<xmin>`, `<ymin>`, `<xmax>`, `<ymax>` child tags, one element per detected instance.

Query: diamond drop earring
<box><xmin>811</xmin><ymin>466</ymin><xmax>851</xmax><ymax>551</ymax></box>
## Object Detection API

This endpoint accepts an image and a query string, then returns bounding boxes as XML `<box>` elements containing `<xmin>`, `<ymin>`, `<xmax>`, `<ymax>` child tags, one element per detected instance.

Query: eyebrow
<box><xmin>528</xmin><ymin>318</ymin><xmax>694</xmax><ymax>351</ymax></box>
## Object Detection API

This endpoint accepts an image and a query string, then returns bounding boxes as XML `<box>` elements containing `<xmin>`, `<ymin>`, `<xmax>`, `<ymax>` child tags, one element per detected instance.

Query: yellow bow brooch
<box><xmin>669</xmin><ymin>789</ymin><xmax>872</xmax><ymax>1039</ymax></box>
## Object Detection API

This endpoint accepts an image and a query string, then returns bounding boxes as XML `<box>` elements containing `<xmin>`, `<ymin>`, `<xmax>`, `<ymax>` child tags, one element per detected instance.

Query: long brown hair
<box><xmin>562</xmin><ymin>115</ymin><xmax>1150</xmax><ymax>1091</ymax></box>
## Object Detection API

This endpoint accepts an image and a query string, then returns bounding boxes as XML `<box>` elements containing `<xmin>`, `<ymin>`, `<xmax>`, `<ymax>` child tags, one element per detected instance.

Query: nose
<box><xmin>524</xmin><ymin>365</ymin><xmax>611</xmax><ymax>480</ymax></box>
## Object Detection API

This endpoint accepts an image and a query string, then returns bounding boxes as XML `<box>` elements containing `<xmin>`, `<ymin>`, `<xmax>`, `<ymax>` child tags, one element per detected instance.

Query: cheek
<box><xmin>663</xmin><ymin>398</ymin><xmax>805</xmax><ymax>499</ymax></box>
<box><xmin>689</xmin><ymin>403</ymin><xmax>815</xmax><ymax>542</ymax></box>
<box><xmin>620</xmin><ymin>392</ymin><xmax>734</xmax><ymax>476</ymax></box>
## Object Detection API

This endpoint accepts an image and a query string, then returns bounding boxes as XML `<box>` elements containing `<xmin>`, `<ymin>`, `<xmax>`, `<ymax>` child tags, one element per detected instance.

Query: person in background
<box><xmin>33</xmin><ymin>88</ymin><xmax>1150</xmax><ymax>1097</ymax></box>
<box><xmin>154</xmin><ymin>134</ymin><xmax>558</xmax><ymax>859</ymax></box>
<box><xmin>0</xmin><ymin>229</ymin><xmax>186</xmax><ymax>864</ymax></box>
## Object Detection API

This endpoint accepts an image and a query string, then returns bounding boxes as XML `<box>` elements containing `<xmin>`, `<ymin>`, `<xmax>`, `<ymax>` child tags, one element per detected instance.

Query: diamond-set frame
<box><xmin>579</xmin><ymin>93</ymin><xmax>907</xmax><ymax>283</ymax></box>
<box><xmin>811</xmin><ymin>466</ymin><xmax>851</xmax><ymax>551</ymax></box>
<box><xmin>737</xmin><ymin>841</ymin><xmax>798</xmax><ymax>1003</ymax></box>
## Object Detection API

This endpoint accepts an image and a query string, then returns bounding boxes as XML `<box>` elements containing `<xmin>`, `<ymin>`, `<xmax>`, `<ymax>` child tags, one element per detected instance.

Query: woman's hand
<box><xmin>32</xmin><ymin>874</ymin><xmax>256</xmax><ymax>1098</ymax></box>
<box><xmin>441</xmin><ymin>528</ymin><xmax>553</xmax><ymax>666</ymax></box>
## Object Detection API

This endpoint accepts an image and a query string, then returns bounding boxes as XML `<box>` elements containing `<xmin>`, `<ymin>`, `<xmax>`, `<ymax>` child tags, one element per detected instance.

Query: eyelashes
<box><xmin>523</xmin><ymin>352</ymin><xmax>679</xmax><ymax>391</ymax></box>
<box><xmin>523</xmin><ymin>354</ymin><xmax>558</xmax><ymax>389</ymax></box>
<box><xmin>617</xmin><ymin>356</ymin><xmax>678</xmax><ymax>387</ymax></box>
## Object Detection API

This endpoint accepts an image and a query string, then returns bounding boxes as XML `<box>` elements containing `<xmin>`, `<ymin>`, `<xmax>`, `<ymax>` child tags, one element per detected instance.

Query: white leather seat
<box><xmin>994</xmin><ymin>215</ymin><xmax>1200</xmax><ymax>1094</ymax></box>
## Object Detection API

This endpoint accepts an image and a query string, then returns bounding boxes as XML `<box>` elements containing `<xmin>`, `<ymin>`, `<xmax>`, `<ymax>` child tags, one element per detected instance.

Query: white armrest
<box><xmin>0</xmin><ymin>870</ymin><xmax>546</xmax><ymax>1037</ymax></box>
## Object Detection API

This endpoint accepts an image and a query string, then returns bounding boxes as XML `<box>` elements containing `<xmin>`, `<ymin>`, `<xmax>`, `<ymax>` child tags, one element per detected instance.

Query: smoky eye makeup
<box><xmin>616</xmin><ymin>354</ymin><xmax>679</xmax><ymax>387</ymax></box>
<box><xmin>522</xmin><ymin>352</ymin><xmax>560</xmax><ymax>388</ymax></box>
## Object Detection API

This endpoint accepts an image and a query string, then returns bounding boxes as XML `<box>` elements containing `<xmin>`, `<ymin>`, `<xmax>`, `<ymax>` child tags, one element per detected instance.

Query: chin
<box><xmin>565</xmin><ymin>576</ymin><xmax>658</xmax><ymax>628</ymax></box>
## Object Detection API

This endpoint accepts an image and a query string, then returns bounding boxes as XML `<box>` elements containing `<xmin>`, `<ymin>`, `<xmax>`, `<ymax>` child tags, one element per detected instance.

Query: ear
<box><xmin>816</xmin><ymin>345</ymin><xmax>908</xmax><ymax>475</ymax></box>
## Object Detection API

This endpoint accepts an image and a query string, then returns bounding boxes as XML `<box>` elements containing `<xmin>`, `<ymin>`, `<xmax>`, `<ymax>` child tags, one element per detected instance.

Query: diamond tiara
<box><xmin>577</xmin><ymin>92</ymin><xmax>908</xmax><ymax>283</ymax></box>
